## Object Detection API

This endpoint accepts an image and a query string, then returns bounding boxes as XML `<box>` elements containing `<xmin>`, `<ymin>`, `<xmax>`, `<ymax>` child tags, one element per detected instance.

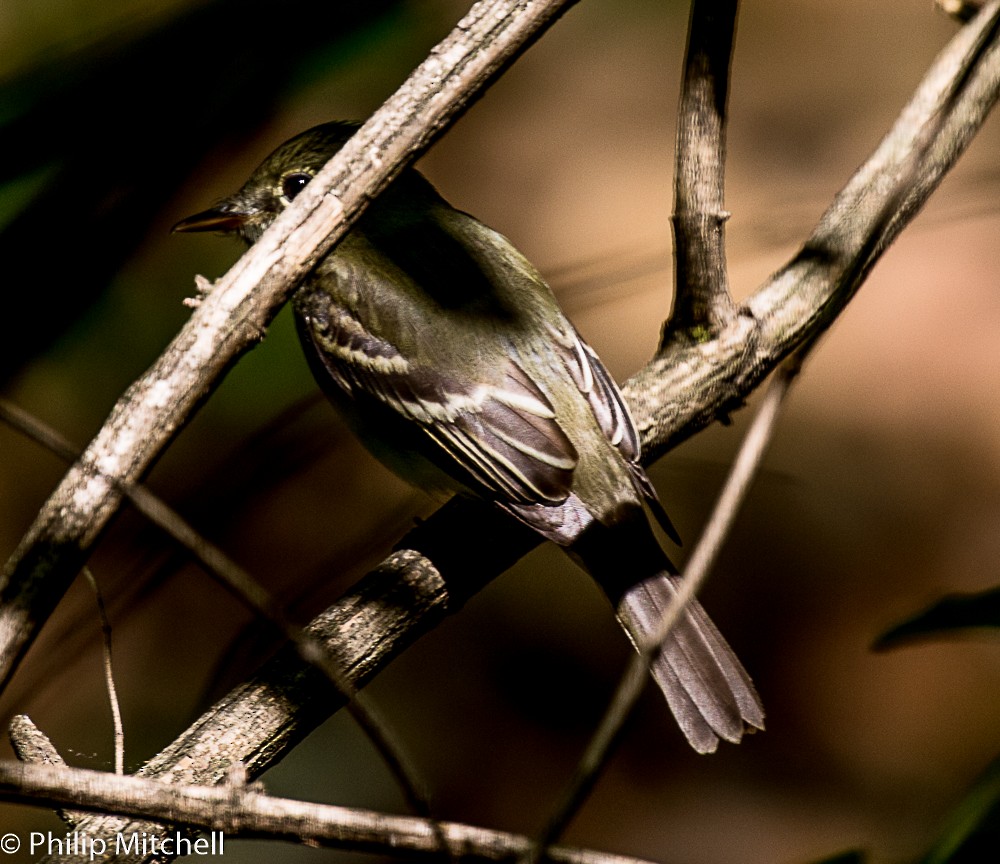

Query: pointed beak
<box><xmin>171</xmin><ymin>206</ymin><xmax>248</xmax><ymax>234</ymax></box>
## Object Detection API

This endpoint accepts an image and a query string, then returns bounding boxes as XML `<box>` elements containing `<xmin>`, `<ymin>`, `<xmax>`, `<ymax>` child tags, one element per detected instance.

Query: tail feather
<box><xmin>617</xmin><ymin>574</ymin><xmax>764</xmax><ymax>754</ymax></box>
<box><xmin>682</xmin><ymin>592</ymin><xmax>766</xmax><ymax>727</ymax></box>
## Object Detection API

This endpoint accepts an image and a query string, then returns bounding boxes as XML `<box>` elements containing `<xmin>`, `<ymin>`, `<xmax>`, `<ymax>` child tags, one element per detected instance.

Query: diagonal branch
<box><xmin>666</xmin><ymin>0</ymin><xmax>740</xmax><ymax>336</ymax></box>
<box><xmin>0</xmin><ymin>0</ymin><xmax>580</xmax><ymax>694</ymax></box>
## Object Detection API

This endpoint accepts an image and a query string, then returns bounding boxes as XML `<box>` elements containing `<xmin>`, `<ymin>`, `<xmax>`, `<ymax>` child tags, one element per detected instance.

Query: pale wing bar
<box><xmin>301</xmin><ymin>303</ymin><xmax>578</xmax><ymax>505</ymax></box>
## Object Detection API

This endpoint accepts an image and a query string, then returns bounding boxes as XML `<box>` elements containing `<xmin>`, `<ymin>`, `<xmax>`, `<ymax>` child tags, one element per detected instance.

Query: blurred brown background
<box><xmin>1</xmin><ymin>1</ymin><xmax>999</xmax><ymax>862</ymax></box>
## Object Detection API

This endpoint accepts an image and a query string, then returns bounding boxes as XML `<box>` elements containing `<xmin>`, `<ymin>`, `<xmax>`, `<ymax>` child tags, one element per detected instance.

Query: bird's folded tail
<box><xmin>507</xmin><ymin>498</ymin><xmax>764</xmax><ymax>753</ymax></box>
<box><xmin>616</xmin><ymin>574</ymin><xmax>765</xmax><ymax>754</ymax></box>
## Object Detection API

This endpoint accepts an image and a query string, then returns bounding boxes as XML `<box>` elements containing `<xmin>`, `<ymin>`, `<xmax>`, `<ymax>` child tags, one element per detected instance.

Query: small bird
<box><xmin>174</xmin><ymin>121</ymin><xmax>764</xmax><ymax>752</ymax></box>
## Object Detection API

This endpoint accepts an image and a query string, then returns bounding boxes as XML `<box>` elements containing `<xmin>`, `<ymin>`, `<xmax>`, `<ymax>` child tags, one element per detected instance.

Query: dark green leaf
<box><xmin>874</xmin><ymin>587</ymin><xmax>1000</xmax><ymax>650</ymax></box>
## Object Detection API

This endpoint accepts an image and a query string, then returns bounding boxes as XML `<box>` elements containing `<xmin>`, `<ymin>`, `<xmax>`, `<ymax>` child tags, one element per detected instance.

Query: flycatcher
<box><xmin>175</xmin><ymin>122</ymin><xmax>764</xmax><ymax>753</ymax></box>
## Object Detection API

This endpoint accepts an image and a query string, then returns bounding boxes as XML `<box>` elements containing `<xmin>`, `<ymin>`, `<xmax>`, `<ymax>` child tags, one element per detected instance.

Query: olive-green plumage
<box><xmin>175</xmin><ymin>121</ymin><xmax>763</xmax><ymax>752</ymax></box>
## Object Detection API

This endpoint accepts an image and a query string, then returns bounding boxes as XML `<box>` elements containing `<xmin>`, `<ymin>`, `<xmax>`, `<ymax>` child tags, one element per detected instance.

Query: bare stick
<box><xmin>0</xmin><ymin>0</ymin><xmax>580</xmax><ymax>695</ymax></box>
<box><xmin>667</xmin><ymin>0</ymin><xmax>740</xmax><ymax>335</ymax></box>
<box><xmin>0</xmin><ymin>761</ymin><xmax>654</xmax><ymax>864</ymax></box>
<box><xmin>648</xmin><ymin>367</ymin><xmax>795</xmax><ymax>649</ymax></box>
<box><xmin>81</xmin><ymin>569</ymin><xmax>125</xmax><ymax>777</ymax></box>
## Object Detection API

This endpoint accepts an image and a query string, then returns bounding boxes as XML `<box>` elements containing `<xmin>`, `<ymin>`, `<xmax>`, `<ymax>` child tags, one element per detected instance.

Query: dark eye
<box><xmin>281</xmin><ymin>172</ymin><xmax>312</xmax><ymax>202</ymax></box>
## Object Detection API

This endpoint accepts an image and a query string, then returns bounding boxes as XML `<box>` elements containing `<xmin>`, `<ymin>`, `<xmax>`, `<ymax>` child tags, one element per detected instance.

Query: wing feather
<box><xmin>546</xmin><ymin>322</ymin><xmax>639</xmax><ymax>462</ymax></box>
<box><xmin>546</xmin><ymin>322</ymin><xmax>680</xmax><ymax>543</ymax></box>
<box><xmin>297</xmin><ymin>298</ymin><xmax>578</xmax><ymax>506</ymax></box>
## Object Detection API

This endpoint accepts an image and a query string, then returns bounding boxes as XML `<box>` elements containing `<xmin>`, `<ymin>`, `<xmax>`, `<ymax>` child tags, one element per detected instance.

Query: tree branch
<box><xmin>0</xmin><ymin>761</ymin><xmax>656</xmax><ymax>864</ymax></box>
<box><xmin>666</xmin><ymin>0</ymin><xmax>740</xmax><ymax>336</ymax></box>
<box><xmin>9</xmin><ymin>715</ymin><xmax>83</xmax><ymax>829</ymax></box>
<box><xmin>0</xmin><ymin>0</ymin><xmax>580</xmax><ymax>694</ymax></box>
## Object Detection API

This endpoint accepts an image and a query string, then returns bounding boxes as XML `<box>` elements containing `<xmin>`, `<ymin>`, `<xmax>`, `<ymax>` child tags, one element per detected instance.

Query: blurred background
<box><xmin>1</xmin><ymin>0</ymin><xmax>999</xmax><ymax>862</ymax></box>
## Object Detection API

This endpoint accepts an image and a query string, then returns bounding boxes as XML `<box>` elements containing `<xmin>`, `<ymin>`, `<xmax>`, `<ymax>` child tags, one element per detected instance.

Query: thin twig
<box><xmin>645</xmin><ymin>364</ymin><xmax>797</xmax><ymax>653</ymax></box>
<box><xmin>532</xmin><ymin>361</ymin><xmax>799</xmax><ymax>858</ymax></box>
<box><xmin>0</xmin><ymin>760</ymin><xmax>655</xmax><ymax>864</ymax></box>
<box><xmin>81</xmin><ymin>568</ymin><xmax>125</xmax><ymax>777</ymax></box>
<box><xmin>528</xmin><ymin>656</ymin><xmax>650</xmax><ymax>864</ymax></box>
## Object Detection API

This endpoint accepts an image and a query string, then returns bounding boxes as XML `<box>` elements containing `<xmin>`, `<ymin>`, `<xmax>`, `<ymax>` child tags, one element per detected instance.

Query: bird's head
<box><xmin>172</xmin><ymin>121</ymin><xmax>359</xmax><ymax>244</ymax></box>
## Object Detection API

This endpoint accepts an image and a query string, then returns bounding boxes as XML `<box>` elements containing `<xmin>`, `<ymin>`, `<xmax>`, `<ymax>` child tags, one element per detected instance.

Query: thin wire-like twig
<box><xmin>81</xmin><ymin>568</ymin><xmax>125</xmax><ymax>776</ymax></box>
<box><xmin>532</xmin><ymin>361</ymin><xmax>798</xmax><ymax>859</ymax></box>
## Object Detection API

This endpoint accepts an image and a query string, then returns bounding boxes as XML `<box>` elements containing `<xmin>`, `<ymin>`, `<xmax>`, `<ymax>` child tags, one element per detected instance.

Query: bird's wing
<box><xmin>545</xmin><ymin>322</ymin><xmax>640</xmax><ymax>462</ymax></box>
<box><xmin>297</xmin><ymin>299</ymin><xmax>579</xmax><ymax>506</ymax></box>
<box><xmin>546</xmin><ymin>322</ymin><xmax>680</xmax><ymax>544</ymax></box>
